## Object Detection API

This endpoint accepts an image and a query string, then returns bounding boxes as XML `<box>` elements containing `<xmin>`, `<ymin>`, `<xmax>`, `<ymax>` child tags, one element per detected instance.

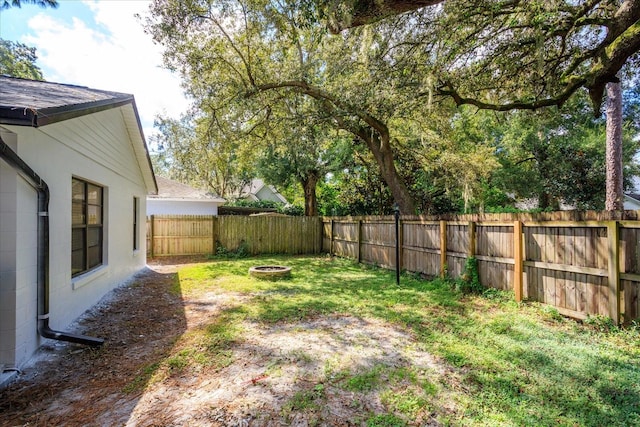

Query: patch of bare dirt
<box><xmin>0</xmin><ymin>258</ymin><xmax>451</xmax><ymax>426</ymax></box>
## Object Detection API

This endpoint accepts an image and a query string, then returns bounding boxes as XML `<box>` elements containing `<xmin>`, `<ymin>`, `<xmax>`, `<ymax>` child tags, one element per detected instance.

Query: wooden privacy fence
<box><xmin>147</xmin><ymin>215</ymin><xmax>322</xmax><ymax>257</ymax></box>
<box><xmin>322</xmin><ymin>212</ymin><xmax>640</xmax><ymax>324</ymax></box>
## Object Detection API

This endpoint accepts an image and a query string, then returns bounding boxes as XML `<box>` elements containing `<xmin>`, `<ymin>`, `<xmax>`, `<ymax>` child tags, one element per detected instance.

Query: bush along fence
<box><xmin>146</xmin><ymin>215</ymin><xmax>323</xmax><ymax>258</ymax></box>
<box><xmin>322</xmin><ymin>211</ymin><xmax>640</xmax><ymax>324</ymax></box>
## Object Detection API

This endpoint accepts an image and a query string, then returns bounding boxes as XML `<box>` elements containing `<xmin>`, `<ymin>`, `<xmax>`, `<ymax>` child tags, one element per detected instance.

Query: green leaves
<box><xmin>0</xmin><ymin>39</ymin><xmax>44</xmax><ymax>80</ymax></box>
<box><xmin>144</xmin><ymin>0</ymin><xmax>640</xmax><ymax>216</ymax></box>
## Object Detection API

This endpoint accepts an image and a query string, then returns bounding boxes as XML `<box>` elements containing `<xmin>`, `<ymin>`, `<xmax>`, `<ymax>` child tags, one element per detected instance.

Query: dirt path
<box><xmin>0</xmin><ymin>261</ymin><xmax>446</xmax><ymax>426</ymax></box>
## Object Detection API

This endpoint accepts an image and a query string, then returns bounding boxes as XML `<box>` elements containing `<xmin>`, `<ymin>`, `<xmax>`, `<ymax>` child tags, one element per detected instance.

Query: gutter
<box><xmin>0</xmin><ymin>136</ymin><xmax>103</xmax><ymax>347</ymax></box>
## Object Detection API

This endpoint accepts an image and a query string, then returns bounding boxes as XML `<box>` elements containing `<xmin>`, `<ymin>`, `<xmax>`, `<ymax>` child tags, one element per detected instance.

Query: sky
<box><xmin>0</xmin><ymin>0</ymin><xmax>190</xmax><ymax>141</ymax></box>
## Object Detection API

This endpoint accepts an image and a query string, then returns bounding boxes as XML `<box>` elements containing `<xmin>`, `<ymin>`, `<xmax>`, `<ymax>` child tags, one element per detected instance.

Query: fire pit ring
<box><xmin>248</xmin><ymin>265</ymin><xmax>292</xmax><ymax>280</ymax></box>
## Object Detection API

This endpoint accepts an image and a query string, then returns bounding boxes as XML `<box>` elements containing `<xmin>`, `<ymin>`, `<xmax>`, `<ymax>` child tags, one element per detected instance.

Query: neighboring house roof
<box><xmin>239</xmin><ymin>178</ymin><xmax>288</xmax><ymax>203</ymax></box>
<box><xmin>149</xmin><ymin>176</ymin><xmax>225</xmax><ymax>202</ymax></box>
<box><xmin>0</xmin><ymin>76</ymin><xmax>157</xmax><ymax>194</ymax></box>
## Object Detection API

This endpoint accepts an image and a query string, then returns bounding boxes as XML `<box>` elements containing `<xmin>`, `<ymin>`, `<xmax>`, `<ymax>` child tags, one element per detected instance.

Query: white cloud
<box><xmin>22</xmin><ymin>1</ymin><xmax>189</xmax><ymax>134</ymax></box>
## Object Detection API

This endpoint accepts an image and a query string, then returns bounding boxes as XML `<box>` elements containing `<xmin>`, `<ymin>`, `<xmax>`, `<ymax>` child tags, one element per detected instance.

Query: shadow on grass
<box><xmin>191</xmin><ymin>255</ymin><xmax>640</xmax><ymax>426</ymax></box>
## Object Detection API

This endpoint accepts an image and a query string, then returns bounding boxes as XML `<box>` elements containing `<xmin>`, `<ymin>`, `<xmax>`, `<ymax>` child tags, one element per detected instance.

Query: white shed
<box><xmin>147</xmin><ymin>176</ymin><xmax>225</xmax><ymax>215</ymax></box>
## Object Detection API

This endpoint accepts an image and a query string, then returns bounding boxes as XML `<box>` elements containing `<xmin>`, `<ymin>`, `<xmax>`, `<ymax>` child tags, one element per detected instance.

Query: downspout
<box><xmin>0</xmin><ymin>136</ymin><xmax>103</xmax><ymax>346</ymax></box>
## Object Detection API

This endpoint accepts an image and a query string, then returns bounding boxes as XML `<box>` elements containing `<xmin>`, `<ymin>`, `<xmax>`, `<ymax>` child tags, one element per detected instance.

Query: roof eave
<box><xmin>120</xmin><ymin>101</ymin><xmax>158</xmax><ymax>195</ymax></box>
<box><xmin>0</xmin><ymin>96</ymin><xmax>134</xmax><ymax>127</ymax></box>
<box><xmin>1</xmin><ymin>96</ymin><xmax>159</xmax><ymax>196</ymax></box>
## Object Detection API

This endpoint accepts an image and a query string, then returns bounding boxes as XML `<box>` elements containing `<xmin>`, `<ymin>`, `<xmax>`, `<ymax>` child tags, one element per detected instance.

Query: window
<box><xmin>72</xmin><ymin>178</ymin><xmax>103</xmax><ymax>277</ymax></box>
<box><xmin>133</xmin><ymin>197</ymin><xmax>139</xmax><ymax>251</ymax></box>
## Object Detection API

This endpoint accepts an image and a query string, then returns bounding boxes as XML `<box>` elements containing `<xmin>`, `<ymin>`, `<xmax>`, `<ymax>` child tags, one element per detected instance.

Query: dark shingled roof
<box><xmin>0</xmin><ymin>75</ymin><xmax>133</xmax><ymax>127</ymax></box>
<box><xmin>0</xmin><ymin>75</ymin><xmax>158</xmax><ymax>194</ymax></box>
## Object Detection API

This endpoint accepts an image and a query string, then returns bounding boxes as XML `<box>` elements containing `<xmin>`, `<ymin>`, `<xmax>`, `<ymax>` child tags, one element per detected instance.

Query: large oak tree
<box><xmin>322</xmin><ymin>0</ymin><xmax>640</xmax><ymax>114</ymax></box>
<box><xmin>145</xmin><ymin>0</ymin><xmax>639</xmax><ymax>213</ymax></box>
<box><xmin>145</xmin><ymin>0</ymin><xmax>438</xmax><ymax>213</ymax></box>
<box><xmin>321</xmin><ymin>0</ymin><xmax>640</xmax><ymax>212</ymax></box>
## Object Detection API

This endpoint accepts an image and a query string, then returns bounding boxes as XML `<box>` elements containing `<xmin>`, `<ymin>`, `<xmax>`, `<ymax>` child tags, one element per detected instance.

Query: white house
<box><xmin>624</xmin><ymin>194</ymin><xmax>640</xmax><ymax>210</ymax></box>
<box><xmin>147</xmin><ymin>176</ymin><xmax>225</xmax><ymax>215</ymax></box>
<box><xmin>0</xmin><ymin>76</ymin><xmax>157</xmax><ymax>375</ymax></box>
<box><xmin>237</xmin><ymin>178</ymin><xmax>288</xmax><ymax>204</ymax></box>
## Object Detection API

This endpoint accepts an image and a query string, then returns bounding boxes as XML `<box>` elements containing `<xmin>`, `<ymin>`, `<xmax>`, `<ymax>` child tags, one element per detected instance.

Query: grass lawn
<box><xmin>166</xmin><ymin>255</ymin><xmax>640</xmax><ymax>426</ymax></box>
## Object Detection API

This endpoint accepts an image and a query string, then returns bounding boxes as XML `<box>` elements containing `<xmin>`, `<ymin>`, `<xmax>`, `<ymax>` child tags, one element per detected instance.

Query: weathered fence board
<box><xmin>147</xmin><ymin>215</ymin><xmax>322</xmax><ymax>257</ymax></box>
<box><xmin>322</xmin><ymin>212</ymin><xmax>640</xmax><ymax>324</ymax></box>
<box><xmin>147</xmin><ymin>215</ymin><xmax>215</xmax><ymax>257</ymax></box>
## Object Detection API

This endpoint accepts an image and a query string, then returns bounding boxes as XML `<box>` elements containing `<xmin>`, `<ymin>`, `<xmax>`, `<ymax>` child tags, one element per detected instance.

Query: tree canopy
<box><xmin>0</xmin><ymin>39</ymin><xmax>44</xmax><ymax>80</ymax></box>
<box><xmin>145</xmin><ymin>0</ymin><xmax>434</xmax><ymax>213</ymax></box>
<box><xmin>145</xmin><ymin>0</ymin><xmax>640</xmax><ymax>215</ymax></box>
<box><xmin>320</xmin><ymin>0</ymin><xmax>640</xmax><ymax>115</ymax></box>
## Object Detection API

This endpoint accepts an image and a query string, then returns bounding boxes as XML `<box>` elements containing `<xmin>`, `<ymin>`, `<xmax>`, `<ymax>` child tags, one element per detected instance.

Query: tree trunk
<box><xmin>539</xmin><ymin>191</ymin><xmax>551</xmax><ymax>210</ymax></box>
<box><xmin>357</xmin><ymin>129</ymin><xmax>416</xmax><ymax>214</ymax></box>
<box><xmin>252</xmin><ymin>81</ymin><xmax>417</xmax><ymax>214</ymax></box>
<box><xmin>605</xmin><ymin>81</ymin><xmax>624</xmax><ymax>211</ymax></box>
<box><xmin>301</xmin><ymin>173</ymin><xmax>319</xmax><ymax>216</ymax></box>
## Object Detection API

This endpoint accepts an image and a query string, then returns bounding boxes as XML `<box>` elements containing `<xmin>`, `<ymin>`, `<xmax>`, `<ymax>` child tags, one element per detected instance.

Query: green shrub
<box><xmin>212</xmin><ymin>240</ymin><xmax>250</xmax><ymax>259</ymax></box>
<box><xmin>455</xmin><ymin>256</ymin><xmax>483</xmax><ymax>294</ymax></box>
<box><xmin>584</xmin><ymin>314</ymin><xmax>617</xmax><ymax>332</ymax></box>
<box><xmin>280</xmin><ymin>203</ymin><xmax>304</xmax><ymax>216</ymax></box>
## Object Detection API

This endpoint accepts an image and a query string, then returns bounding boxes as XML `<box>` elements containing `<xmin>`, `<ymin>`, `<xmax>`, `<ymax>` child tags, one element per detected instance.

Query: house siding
<box><xmin>14</xmin><ymin>177</ymin><xmax>37</xmax><ymax>366</ymax></box>
<box><xmin>256</xmin><ymin>186</ymin><xmax>283</xmax><ymax>203</ymax></box>
<box><xmin>0</xmin><ymin>106</ymin><xmax>149</xmax><ymax>369</ymax></box>
<box><xmin>624</xmin><ymin>196</ymin><xmax>640</xmax><ymax>210</ymax></box>
<box><xmin>0</xmin><ymin>131</ymin><xmax>20</xmax><ymax>367</ymax></box>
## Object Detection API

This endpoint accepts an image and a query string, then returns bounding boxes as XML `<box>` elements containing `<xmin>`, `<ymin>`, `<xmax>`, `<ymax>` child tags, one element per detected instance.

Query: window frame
<box><xmin>71</xmin><ymin>177</ymin><xmax>104</xmax><ymax>277</ymax></box>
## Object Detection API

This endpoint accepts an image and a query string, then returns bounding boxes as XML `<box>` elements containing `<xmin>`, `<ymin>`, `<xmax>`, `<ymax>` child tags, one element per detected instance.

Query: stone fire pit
<box><xmin>248</xmin><ymin>265</ymin><xmax>292</xmax><ymax>280</ymax></box>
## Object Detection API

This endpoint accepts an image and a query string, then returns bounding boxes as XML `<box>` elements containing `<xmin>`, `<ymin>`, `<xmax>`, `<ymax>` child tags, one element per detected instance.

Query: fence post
<box><xmin>513</xmin><ymin>220</ymin><xmax>523</xmax><ymax>302</ymax></box>
<box><xmin>330</xmin><ymin>219</ymin><xmax>335</xmax><ymax>256</ymax></box>
<box><xmin>357</xmin><ymin>219</ymin><xmax>362</xmax><ymax>263</ymax></box>
<box><xmin>607</xmin><ymin>221</ymin><xmax>621</xmax><ymax>324</ymax></box>
<box><xmin>212</xmin><ymin>216</ymin><xmax>217</xmax><ymax>255</ymax></box>
<box><xmin>317</xmin><ymin>217</ymin><xmax>323</xmax><ymax>254</ymax></box>
<box><xmin>468</xmin><ymin>221</ymin><xmax>476</xmax><ymax>257</ymax></box>
<box><xmin>440</xmin><ymin>220</ymin><xmax>447</xmax><ymax>278</ymax></box>
<box><xmin>398</xmin><ymin>215</ymin><xmax>404</xmax><ymax>273</ymax></box>
<box><xmin>150</xmin><ymin>215</ymin><xmax>155</xmax><ymax>259</ymax></box>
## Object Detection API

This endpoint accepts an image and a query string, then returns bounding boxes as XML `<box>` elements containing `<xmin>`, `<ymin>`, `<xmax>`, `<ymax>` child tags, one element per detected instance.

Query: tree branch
<box><xmin>248</xmin><ymin>80</ymin><xmax>390</xmax><ymax>141</ymax></box>
<box><xmin>327</xmin><ymin>0</ymin><xmax>445</xmax><ymax>33</ymax></box>
<box><xmin>436</xmin><ymin>77</ymin><xmax>586</xmax><ymax>111</ymax></box>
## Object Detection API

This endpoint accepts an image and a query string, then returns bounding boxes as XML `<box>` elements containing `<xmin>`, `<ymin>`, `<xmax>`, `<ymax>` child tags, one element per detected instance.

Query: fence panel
<box><xmin>476</xmin><ymin>223</ymin><xmax>514</xmax><ymax>290</ymax></box>
<box><xmin>148</xmin><ymin>215</ymin><xmax>215</xmax><ymax>257</ymax></box>
<box><xmin>148</xmin><ymin>215</ymin><xmax>322</xmax><ymax>257</ymax></box>
<box><xmin>331</xmin><ymin>220</ymin><xmax>359</xmax><ymax>259</ymax></box>
<box><xmin>402</xmin><ymin>221</ymin><xmax>440</xmax><ymax>276</ymax></box>
<box><xmin>218</xmin><ymin>216</ymin><xmax>322</xmax><ymax>255</ymax></box>
<box><xmin>445</xmin><ymin>223</ymin><xmax>468</xmax><ymax>279</ymax></box>
<box><xmin>522</xmin><ymin>223</ymin><xmax>612</xmax><ymax>319</ymax></box>
<box><xmin>322</xmin><ymin>212</ymin><xmax>640</xmax><ymax>323</ymax></box>
<box><xmin>621</xmin><ymin>223</ymin><xmax>640</xmax><ymax>321</ymax></box>
<box><xmin>360</xmin><ymin>220</ymin><xmax>395</xmax><ymax>268</ymax></box>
